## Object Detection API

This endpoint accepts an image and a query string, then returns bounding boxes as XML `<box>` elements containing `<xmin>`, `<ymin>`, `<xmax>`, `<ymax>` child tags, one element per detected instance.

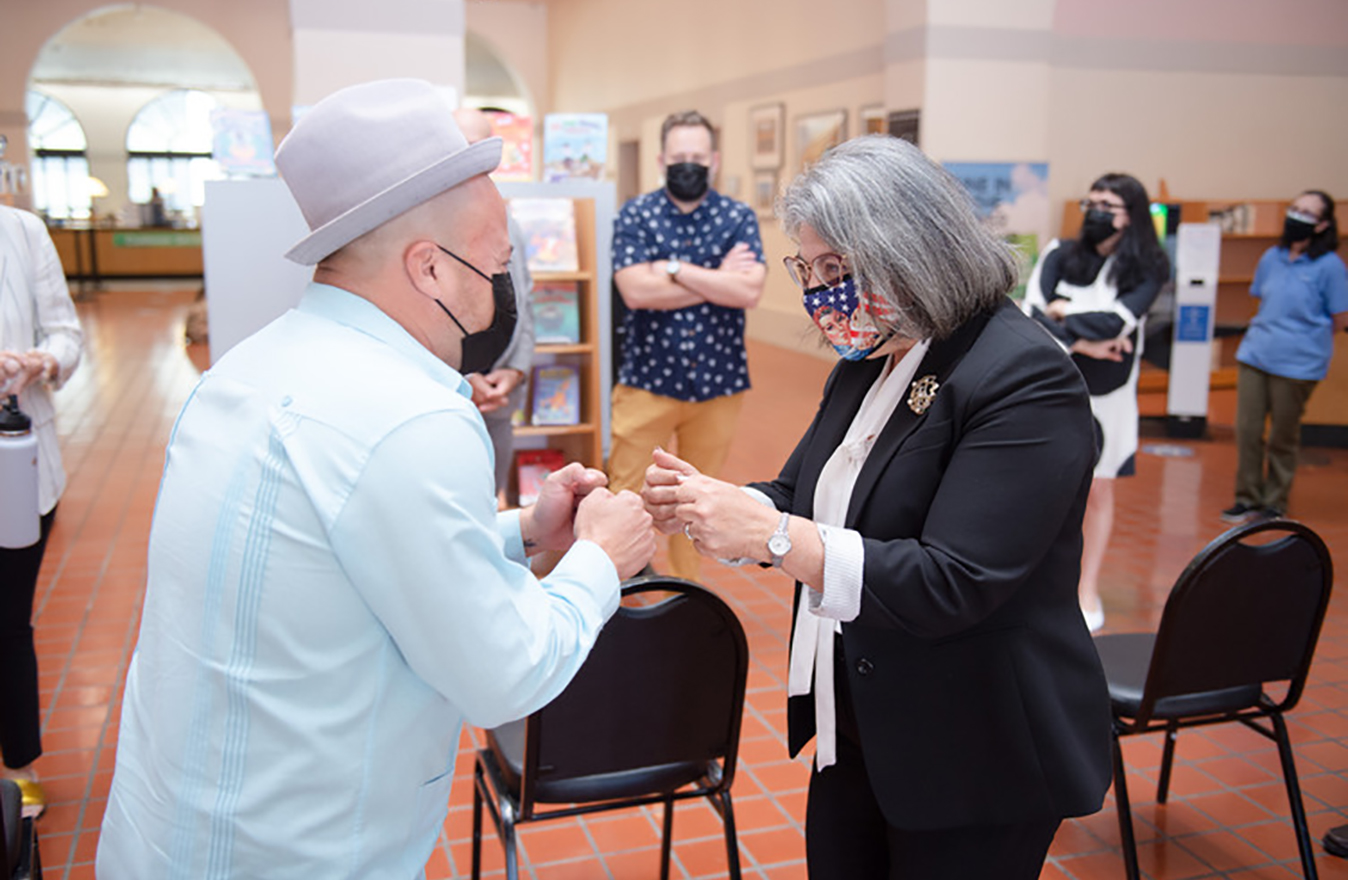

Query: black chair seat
<box><xmin>488</xmin><ymin>720</ymin><xmax>712</xmax><ymax>802</ymax></box>
<box><xmin>1095</xmin><ymin>632</ymin><xmax>1262</xmax><ymax>719</ymax></box>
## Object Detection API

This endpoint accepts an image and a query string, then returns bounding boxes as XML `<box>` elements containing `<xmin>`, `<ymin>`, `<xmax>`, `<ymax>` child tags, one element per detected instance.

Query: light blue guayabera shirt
<box><xmin>1237</xmin><ymin>247</ymin><xmax>1348</xmax><ymax>381</ymax></box>
<box><xmin>97</xmin><ymin>283</ymin><xmax>620</xmax><ymax>880</ymax></box>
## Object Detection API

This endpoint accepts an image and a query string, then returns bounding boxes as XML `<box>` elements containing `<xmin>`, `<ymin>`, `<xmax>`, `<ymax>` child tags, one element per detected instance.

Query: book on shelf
<box><xmin>531</xmin><ymin>283</ymin><xmax>581</xmax><ymax>344</ymax></box>
<box><xmin>515</xmin><ymin>448</ymin><xmax>565</xmax><ymax>507</ymax></box>
<box><xmin>542</xmin><ymin>113</ymin><xmax>608</xmax><ymax>183</ymax></box>
<box><xmin>508</xmin><ymin>197</ymin><xmax>579</xmax><ymax>273</ymax></box>
<box><xmin>487</xmin><ymin>112</ymin><xmax>533</xmax><ymax>182</ymax></box>
<box><xmin>530</xmin><ymin>364</ymin><xmax>581</xmax><ymax>426</ymax></box>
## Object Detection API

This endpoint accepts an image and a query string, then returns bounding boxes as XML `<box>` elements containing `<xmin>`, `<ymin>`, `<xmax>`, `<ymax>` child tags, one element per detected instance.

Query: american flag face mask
<box><xmin>802</xmin><ymin>275</ymin><xmax>893</xmax><ymax>361</ymax></box>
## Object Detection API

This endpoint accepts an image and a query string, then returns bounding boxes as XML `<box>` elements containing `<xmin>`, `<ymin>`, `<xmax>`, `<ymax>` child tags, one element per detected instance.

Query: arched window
<box><xmin>27</xmin><ymin>90</ymin><xmax>92</xmax><ymax>222</ymax></box>
<box><xmin>126</xmin><ymin>89</ymin><xmax>223</xmax><ymax>215</ymax></box>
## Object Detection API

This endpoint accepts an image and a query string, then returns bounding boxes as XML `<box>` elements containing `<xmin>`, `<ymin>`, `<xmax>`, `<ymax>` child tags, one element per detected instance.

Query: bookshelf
<box><xmin>1058</xmin><ymin>198</ymin><xmax>1348</xmax><ymax>441</ymax></box>
<box><xmin>498</xmin><ymin>181</ymin><xmax>617</xmax><ymax>484</ymax></box>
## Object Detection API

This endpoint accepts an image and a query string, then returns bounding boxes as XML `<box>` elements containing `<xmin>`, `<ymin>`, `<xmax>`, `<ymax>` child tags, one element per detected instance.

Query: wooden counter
<box><xmin>49</xmin><ymin>226</ymin><xmax>203</xmax><ymax>282</ymax></box>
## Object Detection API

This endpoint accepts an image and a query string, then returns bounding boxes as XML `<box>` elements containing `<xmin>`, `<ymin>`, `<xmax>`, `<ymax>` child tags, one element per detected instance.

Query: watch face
<box><xmin>768</xmin><ymin>534</ymin><xmax>792</xmax><ymax>556</ymax></box>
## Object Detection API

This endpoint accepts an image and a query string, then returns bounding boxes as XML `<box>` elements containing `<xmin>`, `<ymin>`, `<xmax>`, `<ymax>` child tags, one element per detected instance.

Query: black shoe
<box><xmin>1221</xmin><ymin>502</ymin><xmax>1259</xmax><ymax>523</ymax></box>
<box><xmin>1324</xmin><ymin>823</ymin><xmax>1348</xmax><ymax>857</ymax></box>
<box><xmin>1259</xmin><ymin>507</ymin><xmax>1285</xmax><ymax>520</ymax></box>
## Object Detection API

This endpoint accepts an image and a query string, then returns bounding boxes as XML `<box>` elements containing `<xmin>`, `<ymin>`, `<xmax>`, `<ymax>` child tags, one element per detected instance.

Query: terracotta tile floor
<box><xmin>22</xmin><ymin>285</ymin><xmax>1348</xmax><ymax>879</ymax></box>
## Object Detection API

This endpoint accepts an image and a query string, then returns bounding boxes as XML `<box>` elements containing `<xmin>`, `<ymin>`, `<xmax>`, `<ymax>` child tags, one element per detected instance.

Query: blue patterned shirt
<box><xmin>613</xmin><ymin>188</ymin><xmax>764</xmax><ymax>402</ymax></box>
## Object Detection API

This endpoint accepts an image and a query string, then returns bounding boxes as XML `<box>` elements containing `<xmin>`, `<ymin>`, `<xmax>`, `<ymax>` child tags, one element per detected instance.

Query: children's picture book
<box><xmin>508</xmin><ymin>198</ymin><xmax>579</xmax><ymax>273</ymax></box>
<box><xmin>530</xmin><ymin>283</ymin><xmax>581</xmax><ymax>344</ymax></box>
<box><xmin>515</xmin><ymin>448</ymin><xmax>565</xmax><ymax>507</ymax></box>
<box><xmin>488</xmin><ymin>112</ymin><xmax>533</xmax><ymax>182</ymax></box>
<box><xmin>542</xmin><ymin>113</ymin><xmax>607</xmax><ymax>183</ymax></box>
<box><xmin>530</xmin><ymin>364</ymin><xmax>581</xmax><ymax>426</ymax></box>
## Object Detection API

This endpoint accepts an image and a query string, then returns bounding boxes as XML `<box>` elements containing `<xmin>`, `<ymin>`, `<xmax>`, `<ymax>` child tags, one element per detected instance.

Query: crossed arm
<box><xmin>614</xmin><ymin>242</ymin><xmax>766</xmax><ymax>311</ymax></box>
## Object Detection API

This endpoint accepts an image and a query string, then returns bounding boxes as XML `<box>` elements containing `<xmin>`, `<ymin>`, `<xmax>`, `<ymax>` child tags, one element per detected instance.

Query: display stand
<box><xmin>1167</xmin><ymin>223</ymin><xmax>1221</xmax><ymax>438</ymax></box>
<box><xmin>498</xmin><ymin>180</ymin><xmax>616</xmax><ymax>477</ymax></box>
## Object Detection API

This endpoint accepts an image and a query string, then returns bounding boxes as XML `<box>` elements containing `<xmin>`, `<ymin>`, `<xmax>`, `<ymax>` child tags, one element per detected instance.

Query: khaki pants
<box><xmin>608</xmin><ymin>384</ymin><xmax>745</xmax><ymax>580</ymax></box>
<box><xmin>1234</xmin><ymin>363</ymin><xmax>1318</xmax><ymax>513</ymax></box>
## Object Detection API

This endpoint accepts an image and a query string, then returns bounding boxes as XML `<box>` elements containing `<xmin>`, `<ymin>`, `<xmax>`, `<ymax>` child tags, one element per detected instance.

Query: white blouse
<box><xmin>0</xmin><ymin>207</ymin><xmax>83</xmax><ymax>514</ymax></box>
<box><xmin>785</xmin><ymin>339</ymin><xmax>930</xmax><ymax>770</ymax></box>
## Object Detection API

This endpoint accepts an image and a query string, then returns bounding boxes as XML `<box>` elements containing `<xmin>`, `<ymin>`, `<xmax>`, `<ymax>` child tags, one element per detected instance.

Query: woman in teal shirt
<box><xmin>1224</xmin><ymin>190</ymin><xmax>1348</xmax><ymax>522</ymax></box>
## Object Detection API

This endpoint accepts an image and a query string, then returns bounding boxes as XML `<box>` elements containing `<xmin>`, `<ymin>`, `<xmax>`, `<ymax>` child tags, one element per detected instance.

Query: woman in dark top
<box><xmin>643</xmin><ymin>137</ymin><xmax>1112</xmax><ymax>880</ymax></box>
<box><xmin>1025</xmin><ymin>173</ymin><xmax>1170</xmax><ymax>631</ymax></box>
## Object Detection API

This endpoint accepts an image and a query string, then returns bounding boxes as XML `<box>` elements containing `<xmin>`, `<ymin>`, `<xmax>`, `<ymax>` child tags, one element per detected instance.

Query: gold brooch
<box><xmin>907</xmin><ymin>375</ymin><xmax>939</xmax><ymax>415</ymax></box>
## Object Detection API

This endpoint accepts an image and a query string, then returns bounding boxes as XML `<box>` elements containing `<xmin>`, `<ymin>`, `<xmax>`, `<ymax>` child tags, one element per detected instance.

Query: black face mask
<box><xmin>665</xmin><ymin>162</ymin><xmax>710</xmax><ymax>202</ymax></box>
<box><xmin>434</xmin><ymin>245</ymin><xmax>518</xmax><ymax>376</ymax></box>
<box><xmin>1079</xmin><ymin>209</ymin><xmax>1118</xmax><ymax>247</ymax></box>
<box><xmin>1283</xmin><ymin>214</ymin><xmax>1318</xmax><ymax>243</ymax></box>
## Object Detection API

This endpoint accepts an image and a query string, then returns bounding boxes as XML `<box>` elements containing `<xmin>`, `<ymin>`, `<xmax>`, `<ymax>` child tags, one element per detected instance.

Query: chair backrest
<box><xmin>1138</xmin><ymin>519</ymin><xmax>1333</xmax><ymax>723</ymax></box>
<box><xmin>520</xmin><ymin>575</ymin><xmax>749</xmax><ymax>805</ymax></box>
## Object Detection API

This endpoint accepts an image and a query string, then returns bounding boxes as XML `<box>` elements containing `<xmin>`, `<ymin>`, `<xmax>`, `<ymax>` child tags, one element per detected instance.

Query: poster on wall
<box><xmin>943</xmin><ymin>161</ymin><xmax>1050</xmax><ymax>300</ymax></box>
<box><xmin>542</xmin><ymin>113</ymin><xmax>607</xmax><ymax>183</ymax></box>
<box><xmin>487</xmin><ymin>112</ymin><xmax>533</xmax><ymax>182</ymax></box>
<box><xmin>210</xmin><ymin>109</ymin><xmax>276</xmax><ymax>177</ymax></box>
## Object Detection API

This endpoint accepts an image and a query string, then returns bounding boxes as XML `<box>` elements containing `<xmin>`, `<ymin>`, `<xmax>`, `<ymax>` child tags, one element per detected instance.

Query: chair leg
<box><xmin>472</xmin><ymin>764</ymin><xmax>484</xmax><ymax>880</ymax></box>
<box><xmin>503</xmin><ymin>809</ymin><xmax>519</xmax><ymax>880</ymax></box>
<box><xmin>1112</xmin><ymin>732</ymin><xmax>1141</xmax><ymax>880</ymax></box>
<box><xmin>1270</xmin><ymin>712</ymin><xmax>1319</xmax><ymax>880</ymax></box>
<box><xmin>660</xmin><ymin>796</ymin><xmax>674</xmax><ymax>880</ymax></box>
<box><xmin>718</xmin><ymin>789</ymin><xmax>742</xmax><ymax>880</ymax></box>
<box><xmin>1157</xmin><ymin>722</ymin><xmax>1179</xmax><ymax>804</ymax></box>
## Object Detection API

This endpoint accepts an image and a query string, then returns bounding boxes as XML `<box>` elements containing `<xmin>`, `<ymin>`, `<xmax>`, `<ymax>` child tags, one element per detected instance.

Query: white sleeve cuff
<box><xmin>741</xmin><ymin>486</ymin><xmax>776</xmax><ymax>508</ymax></box>
<box><xmin>498</xmin><ymin>508</ymin><xmax>527</xmax><ymax>564</ymax></box>
<box><xmin>809</xmin><ymin>523</ymin><xmax>863</xmax><ymax>622</ymax></box>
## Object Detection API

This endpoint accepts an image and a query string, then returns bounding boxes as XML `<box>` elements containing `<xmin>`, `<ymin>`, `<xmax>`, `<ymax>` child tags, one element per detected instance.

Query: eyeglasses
<box><xmin>1079</xmin><ymin>199</ymin><xmax>1126</xmax><ymax>215</ymax></box>
<box><xmin>783</xmin><ymin>252</ymin><xmax>847</xmax><ymax>289</ymax></box>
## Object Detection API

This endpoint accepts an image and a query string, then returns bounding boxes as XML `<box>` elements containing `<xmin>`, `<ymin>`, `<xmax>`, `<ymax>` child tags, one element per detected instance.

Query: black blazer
<box><xmin>751</xmin><ymin>298</ymin><xmax>1113</xmax><ymax>830</ymax></box>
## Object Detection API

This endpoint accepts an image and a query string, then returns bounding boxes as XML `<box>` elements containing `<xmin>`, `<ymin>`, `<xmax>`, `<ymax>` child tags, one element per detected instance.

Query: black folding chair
<box><xmin>1094</xmin><ymin>519</ymin><xmax>1333</xmax><ymax>880</ymax></box>
<box><xmin>0</xmin><ymin>779</ymin><xmax>41</xmax><ymax>880</ymax></box>
<box><xmin>471</xmin><ymin>575</ymin><xmax>749</xmax><ymax>880</ymax></box>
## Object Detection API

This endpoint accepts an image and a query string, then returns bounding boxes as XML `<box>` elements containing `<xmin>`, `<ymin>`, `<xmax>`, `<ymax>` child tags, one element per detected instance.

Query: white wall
<box><xmin>465</xmin><ymin>1</ymin><xmax>549</xmax><ymax>117</ymax></box>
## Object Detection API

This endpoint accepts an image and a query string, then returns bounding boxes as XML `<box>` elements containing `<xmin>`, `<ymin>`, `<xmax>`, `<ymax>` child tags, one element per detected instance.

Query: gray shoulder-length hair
<box><xmin>778</xmin><ymin>135</ymin><xmax>1018</xmax><ymax>341</ymax></box>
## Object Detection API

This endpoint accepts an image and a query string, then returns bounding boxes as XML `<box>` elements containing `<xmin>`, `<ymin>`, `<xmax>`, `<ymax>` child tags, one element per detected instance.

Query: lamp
<box><xmin>86</xmin><ymin>176</ymin><xmax>109</xmax><ymax>199</ymax></box>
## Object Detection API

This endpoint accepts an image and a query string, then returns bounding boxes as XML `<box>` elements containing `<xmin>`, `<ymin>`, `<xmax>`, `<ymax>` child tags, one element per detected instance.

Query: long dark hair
<box><xmin>1062</xmin><ymin>173</ymin><xmax>1170</xmax><ymax>292</ymax></box>
<box><xmin>1282</xmin><ymin>190</ymin><xmax>1339</xmax><ymax>259</ymax></box>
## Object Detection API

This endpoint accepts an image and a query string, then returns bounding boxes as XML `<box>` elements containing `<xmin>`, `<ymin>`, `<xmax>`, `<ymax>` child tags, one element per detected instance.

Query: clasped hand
<box><xmin>466</xmin><ymin>368</ymin><xmax>523</xmax><ymax>414</ymax></box>
<box><xmin>522</xmin><ymin>462</ymin><xmax>656</xmax><ymax>580</ymax></box>
<box><xmin>0</xmin><ymin>350</ymin><xmax>55</xmax><ymax>398</ymax></box>
<box><xmin>641</xmin><ymin>448</ymin><xmax>776</xmax><ymax>564</ymax></box>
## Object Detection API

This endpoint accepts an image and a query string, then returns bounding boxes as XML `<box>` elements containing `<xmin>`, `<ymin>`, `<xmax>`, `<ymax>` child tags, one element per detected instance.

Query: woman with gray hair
<box><xmin>642</xmin><ymin>136</ymin><xmax>1112</xmax><ymax>878</ymax></box>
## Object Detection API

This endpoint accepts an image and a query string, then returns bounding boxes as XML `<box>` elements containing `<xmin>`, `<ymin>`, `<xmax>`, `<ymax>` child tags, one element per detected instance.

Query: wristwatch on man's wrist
<box><xmin>665</xmin><ymin>258</ymin><xmax>682</xmax><ymax>281</ymax></box>
<box><xmin>767</xmin><ymin>511</ymin><xmax>792</xmax><ymax>567</ymax></box>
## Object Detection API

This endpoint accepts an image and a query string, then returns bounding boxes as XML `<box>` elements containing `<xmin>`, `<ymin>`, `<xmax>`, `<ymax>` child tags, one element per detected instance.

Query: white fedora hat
<box><xmin>275</xmin><ymin>79</ymin><xmax>502</xmax><ymax>265</ymax></box>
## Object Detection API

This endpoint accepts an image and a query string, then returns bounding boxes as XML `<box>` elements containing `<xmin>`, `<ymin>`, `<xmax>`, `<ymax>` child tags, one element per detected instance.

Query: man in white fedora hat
<box><xmin>98</xmin><ymin>79</ymin><xmax>654</xmax><ymax>879</ymax></box>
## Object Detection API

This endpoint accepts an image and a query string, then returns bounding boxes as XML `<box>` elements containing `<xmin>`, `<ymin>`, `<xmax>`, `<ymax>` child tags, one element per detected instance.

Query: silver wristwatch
<box><xmin>665</xmin><ymin>257</ymin><xmax>682</xmax><ymax>280</ymax></box>
<box><xmin>767</xmin><ymin>511</ymin><xmax>792</xmax><ymax>567</ymax></box>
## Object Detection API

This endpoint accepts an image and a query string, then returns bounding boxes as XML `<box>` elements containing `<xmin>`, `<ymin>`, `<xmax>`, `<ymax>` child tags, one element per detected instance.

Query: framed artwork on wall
<box><xmin>887</xmin><ymin>108</ymin><xmax>920</xmax><ymax>146</ymax></box>
<box><xmin>795</xmin><ymin>109</ymin><xmax>847</xmax><ymax>172</ymax></box>
<box><xmin>752</xmin><ymin>169</ymin><xmax>777</xmax><ymax>217</ymax></box>
<box><xmin>860</xmin><ymin>104</ymin><xmax>886</xmax><ymax>136</ymax></box>
<box><xmin>749</xmin><ymin>103</ymin><xmax>784</xmax><ymax>170</ymax></box>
